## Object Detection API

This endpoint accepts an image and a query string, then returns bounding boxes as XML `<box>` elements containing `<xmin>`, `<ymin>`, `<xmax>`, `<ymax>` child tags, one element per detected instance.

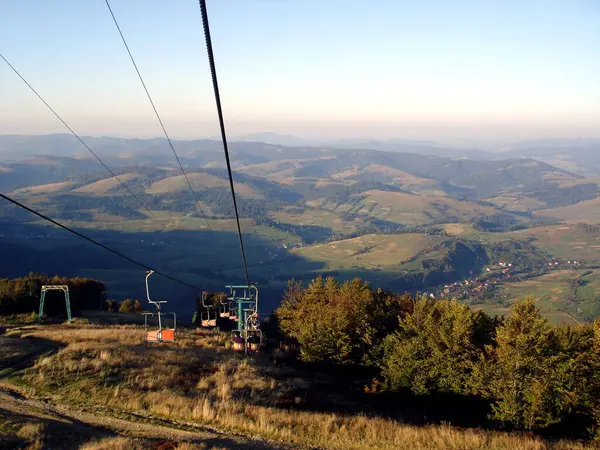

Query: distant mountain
<box><xmin>323</xmin><ymin>138</ymin><xmax>492</xmax><ymax>160</ymax></box>
<box><xmin>1</xmin><ymin>135</ymin><xmax>587</xmax><ymax>202</ymax></box>
<box><xmin>491</xmin><ymin>140</ymin><xmax>600</xmax><ymax>176</ymax></box>
<box><xmin>0</xmin><ymin>134</ymin><xmax>493</xmax><ymax>163</ymax></box>
<box><xmin>0</xmin><ymin>155</ymin><xmax>99</xmax><ymax>191</ymax></box>
<box><xmin>232</xmin><ymin>132</ymin><xmax>310</xmax><ymax>147</ymax></box>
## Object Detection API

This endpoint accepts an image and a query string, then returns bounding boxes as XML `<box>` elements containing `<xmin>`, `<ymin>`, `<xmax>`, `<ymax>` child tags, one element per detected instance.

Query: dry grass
<box><xmin>78</xmin><ymin>437</ymin><xmax>215</xmax><ymax>450</ymax></box>
<box><xmin>291</xmin><ymin>233</ymin><xmax>448</xmax><ymax>269</ymax></box>
<box><xmin>15</xmin><ymin>423</ymin><xmax>44</xmax><ymax>449</ymax></box>
<box><xmin>147</xmin><ymin>173</ymin><xmax>260</xmax><ymax>198</ymax></box>
<box><xmin>8</xmin><ymin>325</ymin><xmax>597</xmax><ymax>450</ymax></box>
<box><xmin>78</xmin><ymin>437</ymin><xmax>144</xmax><ymax>450</ymax></box>
<box><xmin>74</xmin><ymin>173</ymin><xmax>140</xmax><ymax>195</ymax></box>
<box><xmin>16</xmin><ymin>422</ymin><xmax>44</xmax><ymax>441</ymax></box>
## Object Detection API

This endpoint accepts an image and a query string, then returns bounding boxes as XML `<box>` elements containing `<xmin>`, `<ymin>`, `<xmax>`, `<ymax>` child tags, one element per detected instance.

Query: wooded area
<box><xmin>0</xmin><ymin>273</ymin><xmax>105</xmax><ymax>314</ymax></box>
<box><xmin>277</xmin><ymin>276</ymin><xmax>600</xmax><ymax>436</ymax></box>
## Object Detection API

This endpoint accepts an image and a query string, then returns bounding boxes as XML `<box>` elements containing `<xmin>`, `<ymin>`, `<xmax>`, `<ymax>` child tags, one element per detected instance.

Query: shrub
<box><xmin>119</xmin><ymin>299</ymin><xmax>134</xmax><ymax>314</ymax></box>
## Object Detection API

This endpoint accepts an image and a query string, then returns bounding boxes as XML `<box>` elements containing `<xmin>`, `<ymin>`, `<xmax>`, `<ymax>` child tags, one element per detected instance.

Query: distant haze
<box><xmin>1</xmin><ymin>0</ymin><xmax>599</xmax><ymax>145</ymax></box>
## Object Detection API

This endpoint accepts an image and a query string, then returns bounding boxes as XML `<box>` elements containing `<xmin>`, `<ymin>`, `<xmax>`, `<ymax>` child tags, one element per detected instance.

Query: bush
<box><xmin>277</xmin><ymin>276</ymin><xmax>600</xmax><ymax>435</ymax></box>
<box><xmin>119</xmin><ymin>299</ymin><xmax>134</xmax><ymax>314</ymax></box>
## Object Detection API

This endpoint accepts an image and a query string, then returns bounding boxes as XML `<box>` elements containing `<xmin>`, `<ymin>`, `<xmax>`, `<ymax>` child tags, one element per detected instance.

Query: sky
<box><xmin>1</xmin><ymin>0</ymin><xmax>599</xmax><ymax>144</ymax></box>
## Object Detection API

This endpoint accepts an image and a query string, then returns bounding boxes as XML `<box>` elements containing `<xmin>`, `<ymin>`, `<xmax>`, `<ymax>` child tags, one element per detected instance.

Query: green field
<box><xmin>272</xmin><ymin>208</ymin><xmax>360</xmax><ymax>234</ymax></box>
<box><xmin>316</xmin><ymin>190</ymin><xmax>509</xmax><ymax>226</ymax></box>
<box><xmin>535</xmin><ymin>197</ymin><xmax>600</xmax><ymax>223</ymax></box>
<box><xmin>444</xmin><ymin>223</ymin><xmax>600</xmax><ymax>263</ymax></box>
<box><xmin>483</xmin><ymin>269</ymin><xmax>600</xmax><ymax>322</ymax></box>
<box><xmin>291</xmin><ymin>234</ymin><xmax>448</xmax><ymax>270</ymax></box>
<box><xmin>471</xmin><ymin>303</ymin><xmax>581</xmax><ymax>326</ymax></box>
<box><xmin>485</xmin><ymin>194</ymin><xmax>546</xmax><ymax>212</ymax></box>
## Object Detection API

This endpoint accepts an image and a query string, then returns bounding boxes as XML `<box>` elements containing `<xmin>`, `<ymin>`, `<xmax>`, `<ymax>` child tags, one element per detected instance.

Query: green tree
<box><xmin>277</xmin><ymin>277</ymin><xmax>412</xmax><ymax>365</ymax></box>
<box><xmin>380</xmin><ymin>298</ymin><xmax>486</xmax><ymax>395</ymax></box>
<box><xmin>119</xmin><ymin>298</ymin><xmax>134</xmax><ymax>314</ymax></box>
<box><xmin>133</xmin><ymin>299</ymin><xmax>143</xmax><ymax>313</ymax></box>
<box><xmin>484</xmin><ymin>298</ymin><xmax>594</xmax><ymax>430</ymax></box>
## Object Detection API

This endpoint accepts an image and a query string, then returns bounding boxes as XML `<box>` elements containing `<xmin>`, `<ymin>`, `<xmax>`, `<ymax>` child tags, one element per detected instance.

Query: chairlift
<box><xmin>225</xmin><ymin>284</ymin><xmax>262</xmax><ymax>353</ymax></box>
<box><xmin>143</xmin><ymin>270</ymin><xmax>176</xmax><ymax>343</ymax></box>
<box><xmin>200</xmin><ymin>291</ymin><xmax>217</xmax><ymax>328</ymax></box>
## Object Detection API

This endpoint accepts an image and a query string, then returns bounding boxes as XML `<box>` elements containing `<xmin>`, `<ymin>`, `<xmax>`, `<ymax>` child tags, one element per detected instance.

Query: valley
<box><xmin>2</xmin><ymin>134</ymin><xmax>600</xmax><ymax>321</ymax></box>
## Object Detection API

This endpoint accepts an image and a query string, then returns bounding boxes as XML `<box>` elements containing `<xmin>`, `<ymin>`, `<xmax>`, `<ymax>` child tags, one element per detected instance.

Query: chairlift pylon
<box><xmin>225</xmin><ymin>284</ymin><xmax>263</xmax><ymax>353</ymax></box>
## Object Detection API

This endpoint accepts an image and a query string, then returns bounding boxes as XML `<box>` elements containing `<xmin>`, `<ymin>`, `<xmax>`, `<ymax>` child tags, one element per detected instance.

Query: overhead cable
<box><xmin>198</xmin><ymin>0</ymin><xmax>250</xmax><ymax>287</ymax></box>
<box><xmin>0</xmin><ymin>52</ymin><xmax>156</xmax><ymax>220</ymax></box>
<box><xmin>104</xmin><ymin>0</ymin><xmax>212</xmax><ymax>231</ymax></box>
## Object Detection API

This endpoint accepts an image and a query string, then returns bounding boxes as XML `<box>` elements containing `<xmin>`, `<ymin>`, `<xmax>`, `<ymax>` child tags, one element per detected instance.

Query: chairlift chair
<box><xmin>200</xmin><ymin>291</ymin><xmax>217</xmax><ymax>328</ymax></box>
<box><xmin>245</xmin><ymin>312</ymin><xmax>263</xmax><ymax>353</ymax></box>
<box><xmin>143</xmin><ymin>270</ymin><xmax>177</xmax><ymax>343</ymax></box>
<box><xmin>246</xmin><ymin>330</ymin><xmax>262</xmax><ymax>353</ymax></box>
<box><xmin>218</xmin><ymin>294</ymin><xmax>230</xmax><ymax>318</ymax></box>
<box><xmin>143</xmin><ymin>311</ymin><xmax>176</xmax><ymax>343</ymax></box>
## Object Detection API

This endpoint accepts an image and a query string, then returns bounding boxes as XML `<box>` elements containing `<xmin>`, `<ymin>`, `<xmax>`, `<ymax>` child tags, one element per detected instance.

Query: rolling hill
<box><xmin>3</xmin><ymin>134</ymin><xmax>600</xmax><ymax>320</ymax></box>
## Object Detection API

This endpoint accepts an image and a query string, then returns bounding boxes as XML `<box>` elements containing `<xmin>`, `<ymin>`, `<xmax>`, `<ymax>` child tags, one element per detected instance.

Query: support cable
<box><xmin>104</xmin><ymin>0</ymin><xmax>212</xmax><ymax>231</ymax></box>
<box><xmin>198</xmin><ymin>0</ymin><xmax>250</xmax><ymax>287</ymax></box>
<box><xmin>200</xmin><ymin>0</ymin><xmax>250</xmax><ymax>286</ymax></box>
<box><xmin>0</xmin><ymin>52</ymin><xmax>156</xmax><ymax>220</ymax></box>
<box><xmin>0</xmin><ymin>192</ymin><xmax>202</xmax><ymax>290</ymax></box>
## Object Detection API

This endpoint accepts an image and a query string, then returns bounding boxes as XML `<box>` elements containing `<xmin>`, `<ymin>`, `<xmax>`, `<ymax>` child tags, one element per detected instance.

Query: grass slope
<box><xmin>535</xmin><ymin>197</ymin><xmax>600</xmax><ymax>223</ymax></box>
<box><xmin>444</xmin><ymin>224</ymin><xmax>600</xmax><ymax>263</ymax></box>
<box><xmin>74</xmin><ymin>173</ymin><xmax>141</xmax><ymax>195</ymax></box>
<box><xmin>326</xmin><ymin>190</ymin><xmax>506</xmax><ymax>226</ymax></box>
<box><xmin>0</xmin><ymin>324</ymin><xmax>592</xmax><ymax>450</ymax></box>
<box><xmin>147</xmin><ymin>173</ymin><xmax>260</xmax><ymax>197</ymax></box>
<box><xmin>291</xmin><ymin>234</ymin><xmax>448</xmax><ymax>270</ymax></box>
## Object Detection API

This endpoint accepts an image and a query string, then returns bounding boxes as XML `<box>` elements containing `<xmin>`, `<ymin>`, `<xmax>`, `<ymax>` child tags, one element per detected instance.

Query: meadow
<box><xmin>0</xmin><ymin>323</ymin><xmax>595</xmax><ymax>450</ymax></box>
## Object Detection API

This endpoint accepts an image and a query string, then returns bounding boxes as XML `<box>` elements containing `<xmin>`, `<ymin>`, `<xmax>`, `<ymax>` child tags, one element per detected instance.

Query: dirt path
<box><xmin>0</xmin><ymin>332</ymin><xmax>300</xmax><ymax>450</ymax></box>
<box><xmin>0</xmin><ymin>382</ymin><xmax>298</xmax><ymax>450</ymax></box>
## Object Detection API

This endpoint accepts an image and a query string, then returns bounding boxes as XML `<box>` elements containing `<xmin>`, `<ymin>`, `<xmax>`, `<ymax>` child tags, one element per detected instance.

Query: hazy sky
<box><xmin>1</xmin><ymin>0</ymin><xmax>599</xmax><ymax>143</ymax></box>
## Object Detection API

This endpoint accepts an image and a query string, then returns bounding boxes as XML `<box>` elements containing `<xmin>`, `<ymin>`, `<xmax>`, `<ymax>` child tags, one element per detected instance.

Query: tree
<box><xmin>133</xmin><ymin>299</ymin><xmax>143</xmax><ymax>313</ymax></box>
<box><xmin>380</xmin><ymin>298</ymin><xmax>486</xmax><ymax>395</ymax></box>
<box><xmin>277</xmin><ymin>277</ymin><xmax>413</xmax><ymax>365</ymax></box>
<box><xmin>119</xmin><ymin>298</ymin><xmax>134</xmax><ymax>314</ymax></box>
<box><xmin>483</xmin><ymin>298</ymin><xmax>594</xmax><ymax>430</ymax></box>
<box><xmin>105</xmin><ymin>299</ymin><xmax>119</xmax><ymax>313</ymax></box>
